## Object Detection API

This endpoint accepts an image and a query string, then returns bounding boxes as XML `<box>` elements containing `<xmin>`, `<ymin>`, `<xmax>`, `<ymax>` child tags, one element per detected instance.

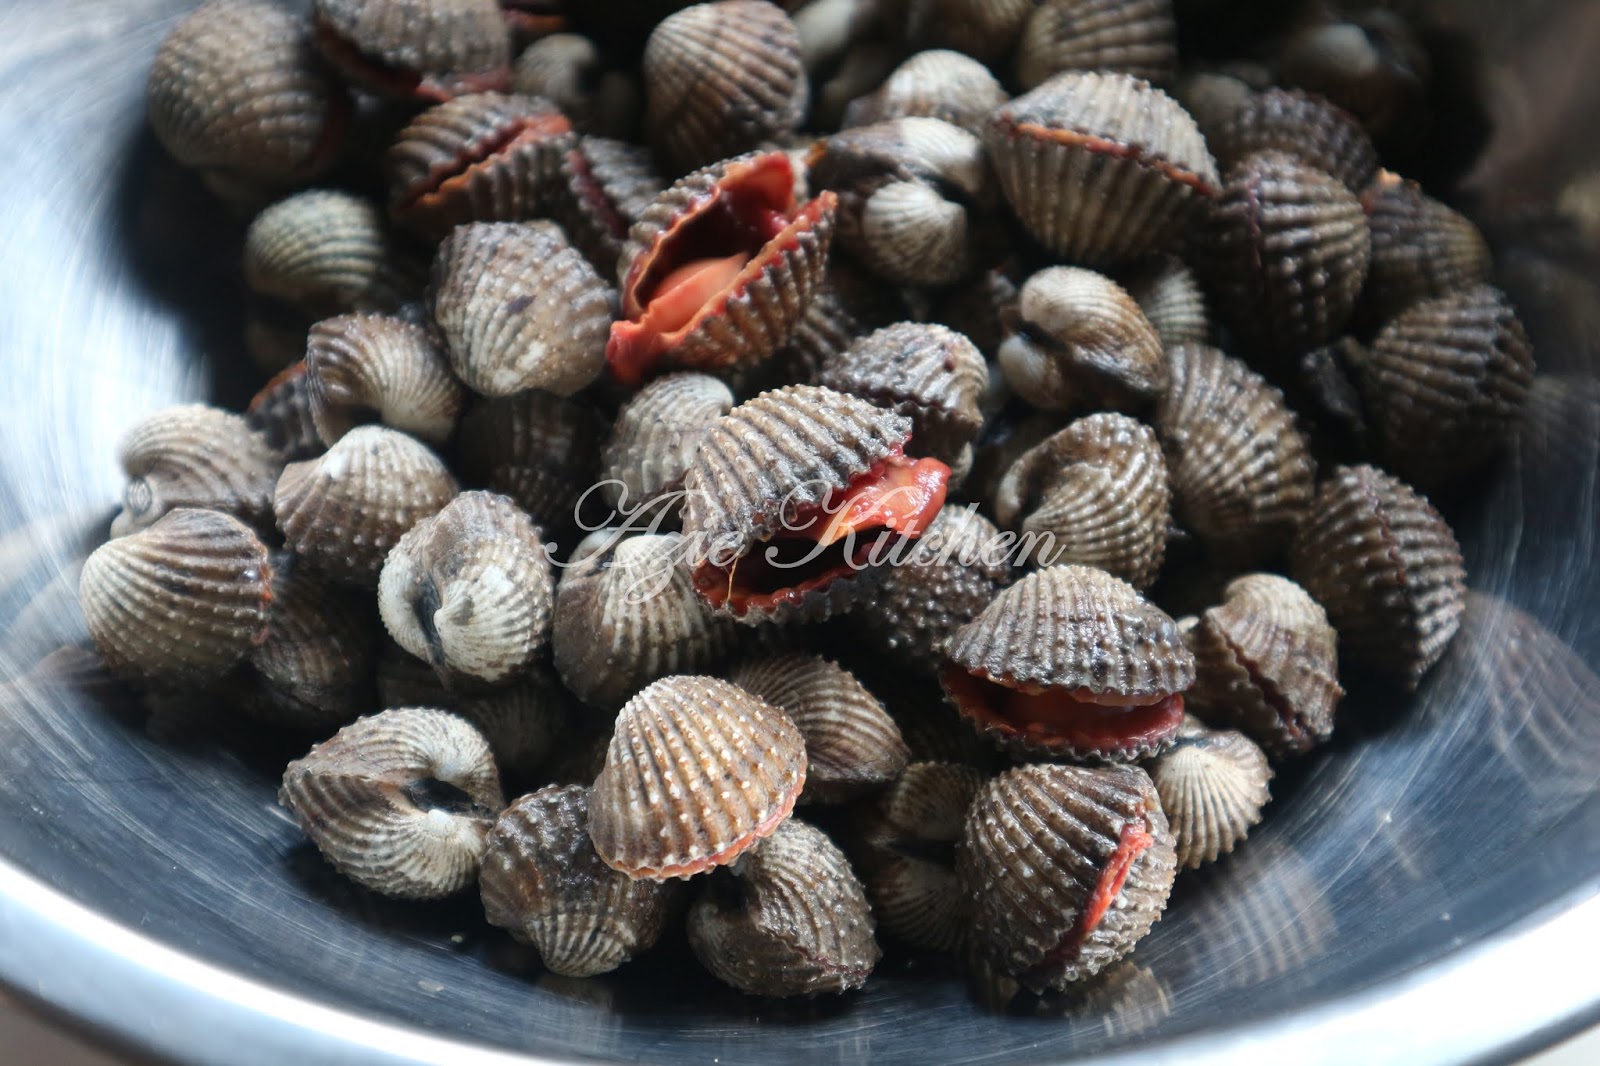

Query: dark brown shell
<box><xmin>311</xmin><ymin>0</ymin><xmax>512</xmax><ymax>102</ymax></box>
<box><xmin>841</xmin><ymin>49</ymin><xmax>1008</xmax><ymax>135</ymax></box>
<box><xmin>1014</xmin><ymin>0</ymin><xmax>1178</xmax><ymax>90</ymax></box>
<box><xmin>1361</xmin><ymin>171</ymin><xmax>1493</xmax><ymax>322</ymax></box>
<box><xmin>985</xmin><ymin>72</ymin><xmax>1219</xmax><ymax>266</ymax></box>
<box><xmin>279</xmin><ymin>707</ymin><xmax>505</xmax><ymax>899</ymax></box>
<box><xmin>512</xmin><ymin>34</ymin><xmax>639</xmax><ymax>140</ymax></box>
<box><xmin>1122</xmin><ymin>256</ymin><xmax>1210</xmax><ymax>350</ymax></box>
<box><xmin>80</xmin><ymin>509</ymin><xmax>274</xmax><ymax>687</ymax></box>
<box><xmin>601</xmin><ymin>373</ymin><xmax>736</xmax><ymax>512</ymax></box>
<box><xmin>993</xmin><ymin>413</ymin><xmax>1171</xmax><ymax>589</ymax></box>
<box><xmin>480</xmin><ymin>785</ymin><xmax>680</xmax><ymax>977</ymax></box>
<box><xmin>110</xmin><ymin>404</ymin><xmax>279</xmax><ymax>538</ymax></box>
<box><xmin>550</xmin><ymin>136</ymin><xmax>665</xmax><ymax>276</ymax></box>
<box><xmin>1289</xmin><ymin>464</ymin><xmax>1466</xmax><ymax>690</ymax></box>
<box><xmin>958</xmin><ymin>763</ymin><xmax>1177</xmax><ymax>991</ymax></box>
<box><xmin>1208</xmin><ymin>88</ymin><xmax>1379</xmax><ymax>192</ymax></box>
<box><xmin>243</xmin><ymin>191</ymin><xmax>420</xmax><ymax>318</ymax></box>
<box><xmin>904</xmin><ymin>0</ymin><xmax>1034</xmax><ymax>65</ymax></box>
<box><xmin>588</xmin><ymin>675</ymin><xmax>807</xmax><ymax>880</ymax></box>
<box><xmin>454</xmin><ymin>391</ymin><xmax>608</xmax><ymax>534</ymax></box>
<box><xmin>934</xmin><ymin>267</ymin><xmax>1021</xmax><ymax>360</ymax></box>
<box><xmin>247</xmin><ymin>362</ymin><xmax>325</xmax><ymax>462</ymax></box>
<box><xmin>688</xmin><ymin>818</ymin><xmax>879</xmax><ymax>996</ymax></box>
<box><xmin>1273</xmin><ymin>14</ymin><xmax>1429</xmax><ymax>151</ymax></box>
<box><xmin>306</xmin><ymin>313</ymin><xmax>465</xmax><ymax>446</ymax></box>
<box><xmin>1146</xmin><ymin>715</ymin><xmax>1271</xmax><ymax>868</ymax></box>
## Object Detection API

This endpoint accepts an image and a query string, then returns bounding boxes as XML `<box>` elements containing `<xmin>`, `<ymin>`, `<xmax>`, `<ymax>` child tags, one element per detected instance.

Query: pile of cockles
<box><xmin>79</xmin><ymin>0</ymin><xmax>1529</xmax><ymax>1003</ymax></box>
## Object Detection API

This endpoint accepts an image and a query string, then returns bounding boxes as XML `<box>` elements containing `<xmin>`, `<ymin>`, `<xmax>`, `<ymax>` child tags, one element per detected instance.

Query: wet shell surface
<box><xmin>1361</xmin><ymin>171</ymin><xmax>1493</xmax><ymax>322</ymax></box>
<box><xmin>80</xmin><ymin>508</ymin><xmax>273</xmax><ymax>687</ymax></box>
<box><xmin>311</xmin><ymin>0</ymin><xmax>512</xmax><ymax>102</ymax></box>
<box><xmin>305</xmin><ymin>313</ymin><xmax>465</xmax><ymax>446</ymax></box>
<box><xmin>1123</xmin><ymin>256</ymin><xmax>1209</xmax><ymax>350</ymax></box>
<box><xmin>1146</xmin><ymin>716</ymin><xmax>1270</xmax><ymax>868</ymax></box>
<box><xmin>728</xmin><ymin>654</ymin><xmax>908</xmax><ymax>803</ymax></box>
<box><xmin>1290</xmin><ymin>465</ymin><xmax>1467</xmax><ymax>690</ymax></box>
<box><xmin>552</xmin><ymin>532</ymin><xmax>741</xmax><ymax>709</ymax></box>
<box><xmin>247</xmin><ymin>363</ymin><xmax>325</xmax><ymax>462</ymax></box>
<box><xmin>247</xmin><ymin>554</ymin><xmax>378</xmax><ymax>732</ymax></box>
<box><xmin>588</xmin><ymin>675</ymin><xmax>807</xmax><ymax>880</ymax></box>
<box><xmin>243</xmin><ymin>190</ymin><xmax>419</xmax><ymax>318</ymax></box>
<box><xmin>841</xmin><ymin>49</ymin><xmax>1008</xmax><ymax>135</ymax></box>
<box><xmin>147</xmin><ymin>0</ymin><xmax>346</xmax><ymax>185</ymax></box>
<box><xmin>985</xmin><ymin>72</ymin><xmax>1219</xmax><ymax>265</ymax></box>
<box><xmin>378</xmin><ymin>491</ymin><xmax>554</xmax><ymax>686</ymax></box>
<box><xmin>643</xmin><ymin>1</ymin><xmax>806</xmax><ymax>173</ymax></box>
<box><xmin>998</xmin><ymin>266</ymin><xmax>1167</xmax><ymax>414</ymax></box>
<box><xmin>993</xmin><ymin>413</ymin><xmax>1171</xmax><ymax>589</ymax></box>
<box><xmin>454</xmin><ymin>390</ymin><xmax>607</xmax><ymax>532</ymax></box>
<box><xmin>480</xmin><ymin>785</ymin><xmax>680</xmax><ymax>977</ymax></box>
<box><xmin>601</xmin><ymin>373</ymin><xmax>736</xmax><ymax>512</ymax></box>
<box><xmin>274</xmin><ymin>425</ymin><xmax>459</xmax><ymax>584</ymax></box>
<box><xmin>1184</xmin><ymin>573</ymin><xmax>1343</xmax><ymax>759</ymax></box>
<box><xmin>431</xmin><ymin>221</ymin><xmax>612</xmax><ymax>399</ymax></box>
<box><xmin>958</xmin><ymin>763</ymin><xmax>1177</xmax><ymax>991</ymax></box>
<box><xmin>1208</xmin><ymin>88</ymin><xmax>1380</xmax><ymax>192</ymax></box>
<box><xmin>279</xmin><ymin>707</ymin><xmax>505</xmax><ymax>899</ymax></box>
<box><xmin>1014</xmin><ymin>0</ymin><xmax>1178</xmax><ymax>90</ymax></box>
<box><xmin>941</xmin><ymin>565</ymin><xmax>1195</xmax><ymax>761</ymax></box>
<box><xmin>550</xmin><ymin>136</ymin><xmax>665</xmax><ymax>276</ymax></box>
<box><xmin>688</xmin><ymin>818</ymin><xmax>879</xmax><ymax>997</ymax></box>
<box><xmin>1154</xmin><ymin>344</ymin><xmax>1317</xmax><ymax>564</ymax></box>
<box><xmin>110</xmin><ymin>404</ymin><xmax>279</xmax><ymax>538</ymax></box>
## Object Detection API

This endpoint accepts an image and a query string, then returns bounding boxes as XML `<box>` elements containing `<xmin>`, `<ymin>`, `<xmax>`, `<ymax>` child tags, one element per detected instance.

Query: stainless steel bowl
<box><xmin>2</xmin><ymin>2</ymin><xmax>1598</xmax><ymax>1063</ymax></box>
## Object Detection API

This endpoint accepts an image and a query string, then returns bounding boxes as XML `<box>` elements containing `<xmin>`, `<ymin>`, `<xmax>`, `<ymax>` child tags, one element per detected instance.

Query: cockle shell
<box><xmin>305</xmin><ymin>313</ymin><xmax>466</xmax><ymax>446</ymax></box>
<box><xmin>958</xmin><ymin>763</ymin><xmax>1177</xmax><ymax>991</ymax></box>
<box><xmin>454</xmin><ymin>390</ymin><xmax>607</xmax><ymax>533</ymax></box>
<box><xmin>688</xmin><ymin>818</ymin><xmax>879</xmax><ymax>996</ymax></box>
<box><xmin>80</xmin><ymin>508</ymin><xmax>274</xmax><ymax>687</ymax></box>
<box><xmin>1274</xmin><ymin>13</ymin><xmax>1429</xmax><ymax>152</ymax></box>
<box><xmin>1145</xmin><ymin>715</ymin><xmax>1270</xmax><ymax>867</ymax></box>
<box><xmin>904</xmin><ymin>0</ymin><xmax>1033</xmax><ymax>65</ymax></box>
<box><xmin>480</xmin><ymin>785</ymin><xmax>681</xmax><ymax>976</ymax></box>
<box><xmin>512</xmin><ymin>34</ymin><xmax>639</xmax><ymax>140</ymax></box>
<box><xmin>247</xmin><ymin>363</ymin><xmax>325</xmax><ymax>462</ymax></box>
<box><xmin>1122</xmin><ymin>256</ymin><xmax>1209</xmax><ymax>350</ymax></box>
<box><xmin>1361</xmin><ymin>171</ymin><xmax>1493</xmax><ymax>322</ymax></box>
<box><xmin>550</xmin><ymin>136</ymin><xmax>665</xmax><ymax>276</ymax></box>
<box><xmin>601</xmin><ymin>373</ymin><xmax>736</xmax><ymax>513</ymax></box>
<box><xmin>1015</xmin><ymin>0</ymin><xmax>1178</xmax><ymax>90</ymax></box>
<box><xmin>243</xmin><ymin>190</ymin><xmax>421</xmax><ymax>318</ymax></box>
<box><xmin>1208</xmin><ymin>88</ymin><xmax>1379</xmax><ymax>192</ymax></box>
<box><xmin>841</xmin><ymin>49</ymin><xmax>1008</xmax><ymax>135</ymax></box>
<box><xmin>588</xmin><ymin>675</ymin><xmax>807</xmax><ymax>880</ymax></box>
<box><xmin>311</xmin><ymin>0</ymin><xmax>512</xmax><ymax>102</ymax></box>
<box><xmin>279</xmin><ymin>707</ymin><xmax>505</xmax><ymax>899</ymax></box>
<box><xmin>110</xmin><ymin>404</ymin><xmax>279</xmax><ymax>538</ymax></box>
<box><xmin>934</xmin><ymin>266</ymin><xmax>1021</xmax><ymax>360</ymax></box>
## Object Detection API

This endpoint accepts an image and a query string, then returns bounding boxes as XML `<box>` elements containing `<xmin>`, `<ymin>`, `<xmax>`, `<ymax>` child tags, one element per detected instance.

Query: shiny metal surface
<box><xmin>1</xmin><ymin>1</ymin><xmax>1598</xmax><ymax>1063</ymax></box>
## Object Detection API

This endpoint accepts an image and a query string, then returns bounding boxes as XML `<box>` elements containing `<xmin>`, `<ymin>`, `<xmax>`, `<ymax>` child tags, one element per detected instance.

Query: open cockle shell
<box><xmin>1014</xmin><ymin>0</ymin><xmax>1178</xmax><ymax>90</ymax></box>
<box><xmin>110</xmin><ymin>404</ymin><xmax>279</xmax><ymax>538</ymax></box>
<box><xmin>305</xmin><ymin>313</ymin><xmax>465</xmax><ymax>446</ymax></box>
<box><xmin>311</xmin><ymin>0</ymin><xmax>512</xmax><ymax>103</ymax></box>
<box><xmin>1147</xmin><ymin>715</ymin><xmax>1272</xmax><ymax>868</ymax></box>
<box><xmin>550</xmin><ymin>136</ymin><xmax>665</xmax><ymax>276</ymax></box>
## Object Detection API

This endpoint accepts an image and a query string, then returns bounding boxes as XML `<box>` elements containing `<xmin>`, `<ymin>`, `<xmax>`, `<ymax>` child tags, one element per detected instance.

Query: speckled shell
<box><xmin>1184</xmin><ymin>573</ymin><xmax>1343</xmax><ymax>759</ymax></box>
<box><xmin>480</xmin><ymin>785</ymin><xmax>680</xmax><ymax>976</ymax></box>
<box><xmin>513</xmin><ymin>34</ymin><xmax>639</xmax><ymax>140</ymax></box>
<box><xmin>279</xmin><ymin>707</ymin><xmax>505</xmax><ymax>899</ymax></box>
<box><xmin>994</xmin><ymin>414</ymin><xmax>1171</xmax><ymax>590</ymax></box>
<box><xmin>147</xmin><ymin>0</ymin><xmax>346</xmax><ymax>185</ymax></box>
<box><xmin>311</xmin><ymin>0</ymin><xmax>512</xmax><ymax>102</ymax></box>
<box><xmin>842</xmin><ymin>50</ymin><xmax>1008</xmax><ymax>135</ymax></box>
<box><xmin>1196</xmin><ymin>152</ymin><xmax>1371</xmax><ymax>358</ymax></box>
<box><xmin>386</xmin><ymin>93</ymin><xmax>574</xmax><ymax>240</ymax></box>
<box><xmin>588</xmin><ymin>675</ymin><xmax>807</xmax><ymax>880</ymax></box>
<box><xmin>244</xmin><ymin>191</ymin><xmax>420</xmax><ymax>318</ymax></box>
<box><xmin>80</xmin><ymin>508</ymin><xmax>273</xmax><ymax>687</ymax></box>
<box><xmin>601</xmin><ymin>373</ymin><xmax>736</xmax><ymax>512</ymax></box>
<box><xmin>1361</xmin><ymin>171</ymin><xmax>1493</xmax><ymax>322</ymax></box>
<box><xmin>1155</xmin><ymin>344</ymin><xmax>1317</xmax><ymax>564</ymax></box>
<box><xmin>644</xmin><ymin>1</ymin><xmax>807</xmax><ymax>173</ymax></box>
<box><xmin>454</xmin><ymin>391</ymin><xmax>607</xmax><ymax>532</ymax></box>
<box><xmin>958</xmin><ymin>763</ymin><xmax>1177</xmax><ymax>992</ymax></box>
<box><xmin>998</xmin><ymin>267</ymin><xmax>1167</xmax><ymax>414</ymax></box>
<box><xmin>729</xmin><ymin>654</ymin><xmax>908</xmax><ymax>803</ymax></box>
<box><xmin>1145</xmin><ymin>715</ymin><xmax>1269</xmax><ymax>867</ymax></box>
<box><xmin>246</xmin><ymin>554</ymin><xmax>377</xmax><ymax>731</ymax></box>
<box><xmin>904</xmin><ymin>0</ymin><xmax>1034</xmax><ymax>65</ymax></box>
<box><xmin>816</xmin><ymin>323</ymin><xmax>988</xmax><ymax>473</ymax></box>
<box><xmin>985</xmin><ymin>72</ymin><xmax>1219</xmax><ymax>265</ymax></box>
<box><xmin>1362</xmin><ymin>285</ymin><xmax>1533</xmax><ymax>491</ymax></box>
<box><xmin>1123</xmin><ymin>256</ymin><xmax>1209</xmax><ymax>349</ymax></box>
<box><xmin>248</xmin><ymin>363</ymin><xmax>325</xmax><ymax>462</ymax></box>
<box><xmin>305</xmin><ymin>313</ymin><xmax>465</xmax><ymax>446</ymax></box>
<box><xmin>1290</xmin><ymin>465</ymin><xmax>1466</xmax><ymax>690</ymax></box>
<box><xmin>1015</xmin><ymin>0</ymin><xmax>1178</xmax><ymax>90</ymax></box>
<box><xmin>550</xmin><ymin>136</ymin><xmax>665</xmax><ymax>275</ymax></box>
<box><xmin>688</xmin><ymin>818</ymin><xmax>878</xmax><ymax>996</ymax></box>
<box><xmin>1208</xmin><ymin>89</ymin><xmax>1379</xmax><ymax>192</ymax></box>
<box><xmin>552</xmin><ymin>532</ymin><xmax>741</xmax><ymax>709</ymax></box>
<box><xmin>110</xmin><ymin>404</ymin><xmax>279</xmax><ymax>538</ymax></box>
<box><xmin>430</xmin><ymin>221</ymin><xmax>611</xmax><ymax>398</ymax></box>
<box><xmin>274</xmin><ymin>425</ymin><xmax>459</xmax><ymax>584</ymax></box>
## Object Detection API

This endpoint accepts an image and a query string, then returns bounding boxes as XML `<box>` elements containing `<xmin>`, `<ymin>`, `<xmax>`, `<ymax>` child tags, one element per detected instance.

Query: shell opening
<box><xmin>402</xmin><ymin>776</ymin><xmax>489</xmax><ymax>818</ymax></box>
<box><xmin>1028</xmin><ymin>817</ymin><xmax>1155</xmax><ymax>978</ymax></box>
<box><xmin>562</xmin><ymin>146</ymin><xmax>628</xmax><ymax>239</ymax></box>
<box><xmin>1003</xmin><ymin>118</ymin><xmax>1220</xmax><ymax>199</ymax></box>
<box><xmin>940</xmin><ymin>666</ymin><xmax>1185</xmax><ymax>756</ymax></box>
<box><xmin>400</xmin><ymin>110</ymin><xmax>575</xmax><ymax>211</ymax></box>
<box><xmin>313</xmin><ymin>16</ymin><xmax>510</xmax><ymax>101</ymax></box>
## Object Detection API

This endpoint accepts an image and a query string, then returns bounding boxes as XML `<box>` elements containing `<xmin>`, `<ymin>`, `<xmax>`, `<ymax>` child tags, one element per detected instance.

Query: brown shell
<box><xmin>1146</xmin><ymin>715</ymin><xmax>1271</xmax><ymax>868</ymax></box>
<box><xmin>998</xmin><ymin>266</ymin><xmax>1167</xmax><ymax>414</ymax></box>
<box><xmin>1289</xmin><ymin>465</ymin><xmax>1466</xmax><ymax>690</ymax></box>
<box><xmin>934</xmin><ymin>266</ymin><xmax>1021</xmax><ymax>360</ymax></box>
<box><xmin>480</xmin><ymin>785</ymin><xmax>681</xmax><ymax>977</ymax></box>
<box><xmin>958</xmin><ymin>763</ymin><xmax>1177</xmax><ymax>991</ymax></box>
<box><xmin>552</xmin><ymin>532</ymin><xmax>741</xmax><ymax>709</ymax></box>
<box><xmin>110</xmin><ymin>404</ymin><xmax>279</xmax><ymax>538</ymax></box>
<box><xmin>147</xmin><ymin>0</ymin><xmax>346</xmax><ymax>185</ymax></box>
<box><xmin>687</xmin><ymin>818</ymin><xmax>879</xmax><ymax>996</ymax></box>
<box><xmin>386</xmin><ymin>93</ymin><xmax>575</xmax><ymax>240</ymax></box>
<box><xmin>601</xmin><ymin>373</ymin><xmax>736</xmax><ymax>512</ymax></box>
<box><xmin>993</xmin><ymin>413</ymin><xmax>1171</xmax><ymax>590</ymax></box>
<box><xmin>1208</xmin><ymin>89</ymin><xmax>1379</xmax><ymax>192</ymax></box>
<box><xmin>643</xmin><ymin>1</ymin><xmax>806</xmax><ymax>173</ymax></box>
<box><xmin>904</xmin><ymin>0</ymin><xmax>1034</xmax><ymax>65</ymax></box>
<box><xmin>1195</xmin><ymin>151</ymin><xmax>1371</xmax><ymax>358</ymax></box>
<box><xmin>1014</xmin><ymin>0</ymin><xmax>1178</xmax><ymax>90</ymax></box>
<box><xmin>247</xmin><ymin>363</ymin><xmax>325</xmax><ymax>462</ymax></box>
<box><xmin>279</xmin><ymin>707</ymin><xmax>505</xmax><ymax>899</ymax></box>
<box><xmin>1361</xmin><ymin>171</ymin><xmax>1493</xmax><ymax>322</ymax></box>
<box><xmin>274</xmin><ymin>425</ymin><xmax>459</xmax><ymax>584</ymax></box>
<box><xmin>512</xmin><ymin>34</ymin><xmax>639</xmax><ymax>140</ymax></box>
<box><xmin>816</xmin><ymin>323</ymin><xmax>988</xmax><ymax>472</ymax></box>
<box><xmin>728</xmin><ymin>653</ymin><xmax>909</xmax><ymax>803</ymax></box>
<box><xmin>550</xmin><ymin>136</ymin><xmax>665</xmax><ymax>276</ymax></box>
<box><xmin>454</xmin><ymin>391</ymin><xmax>608</xmax><ymax>533</ymax></box>
<box><xmin>243</xmin><ymin>191</ymin><xmax>420</xmax><ymax>318</ymax></box>
<box><xmin>1184</xmin><ymin>573</ymin><xmax>1343</xmax><ymax>758</ymax></box>
<box><xmin>588</xmin><ymin>675</ymin><xmax>807</xmax><ymax>880</ymax></box>
<box><xmin>80</xmin><ymin>508</ymin><xmax>273</xmax><ymax>687</ymax></box>
<box><xmin>985</xmin><ymin>72</ymin><xmax>1219</xmax><ymax>265</ymax></box>
<box><xmin>430</xmin><ymin>221</ymin><xmax>611</xmax><ymax>398</ymax></box>
<box><xmin>1273</xmin><ymin>15</ymin><xmax>1429</xmax><ymax>149</ymax></box>
<box><xmin>1361</xmin><ymin>284</ymin><xmax>1534</xmax><ymax>491</ymax></box>
<box><xmin>841</xmin><ymin>49</ymin><xmax>1008</xmax><ymax>135</ymax></box>
<box><xmin>1122</xmin><ymin>256</ymin><xmax>1210</xmax><ymax>350</ymax></box>
<box><xmin>1154</xmin><ymin>344</ymin><xmax>1317</xmax><ymax>565</ymax></box>
<box><xmin>305</xmin><ymin>313</ymin><xmax>465</xmax><ymax>446</ymax></box>
<box><xmin>311</xmin><ymin>0</ymin><xmax>512</xmax><ymax>102</ymax></box>
<box><xmin>1171</xmin><ymin>69</ymin><xmax>1252</xmax><ymax>143</ymax></box>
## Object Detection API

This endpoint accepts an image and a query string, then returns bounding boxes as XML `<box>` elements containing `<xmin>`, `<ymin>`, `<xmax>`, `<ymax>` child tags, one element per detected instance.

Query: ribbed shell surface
<box><xmin>311</xmin><ymin>0</ymin><xmax>511</xmax><ymax>100</ymax></box>
<box><xmin>1123</xmin><ymin>256</ymin><xmax>1210</xmax><ymax>349</ymax></box>
<box><xmin>454</xmin><ymin>391</ymin><xmax>607</xmax><ymax>531</ymax></box>
<box><xmin>1209</xmin><ymin>88</ymin><xmax>1380</xmax><ymax>192</ymax></box>
<box><xmin>111</xmin><ymin>404</ymin><xmax>279</xmax><ymax>537</ymax></box>
<box><xmin>1147</xmin><ymin>716</ymin><xmax>1271</xmax><ymax>868</ymax></box>
<box><xmin>1362</xmin><ymin>172</ymin><xmax>1493</xmax><ymax>322</ymax></box>
<box><xmin>79</xmin><ymin>508</ymin><xmax>273</xmax><ymax>687</ymax></box>
<box><xmin>552</xmin><ymin>136</ymin><xmax>665</xmax><ymax>275</ymax></box>
<box><xmin>601</xmin><ymin>373</ymin><xmax>736</xmax><ymax>510</ymax></box>
<box><xmin>1014</xmin><ymin>0</ymin><xmax>1178</xmax><ymax>90</ymax></box>
<box><xmin>957</xmin><ymin>763</ymin><xmax>1177</xmax><ymax>990</ymax></box>
<box><xmin>243</xmin><ymin>191</ymin><xmax>417</xmax><ymax>316</ymax></box>
<box><xmin>904</xmin><ymin>0</ymin><xmax>1034</xmax><ymax>65</ymax></box>
<box><xmin>842</xmin><ymin>49</ymin><xmax>1008</xmax><ymax>135</ymax></box>
<box><xmin>306</xmin><ymin>313</ymin><xmax>465</xmax><ymax>445</ymax></box>
<box><xmin>247</xmin><ymin>363</ymin><xmax>325</xmax><ymax>462</ymax></box>
<box><xmin>588</xmin><ymin>676</ymin><xmax>807</xmax><ymax>879</ymax></box>
<box><xmin>248</xmin><ymin>555</ymin><xmax>377</xmax><ymax>731</ymax></box>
